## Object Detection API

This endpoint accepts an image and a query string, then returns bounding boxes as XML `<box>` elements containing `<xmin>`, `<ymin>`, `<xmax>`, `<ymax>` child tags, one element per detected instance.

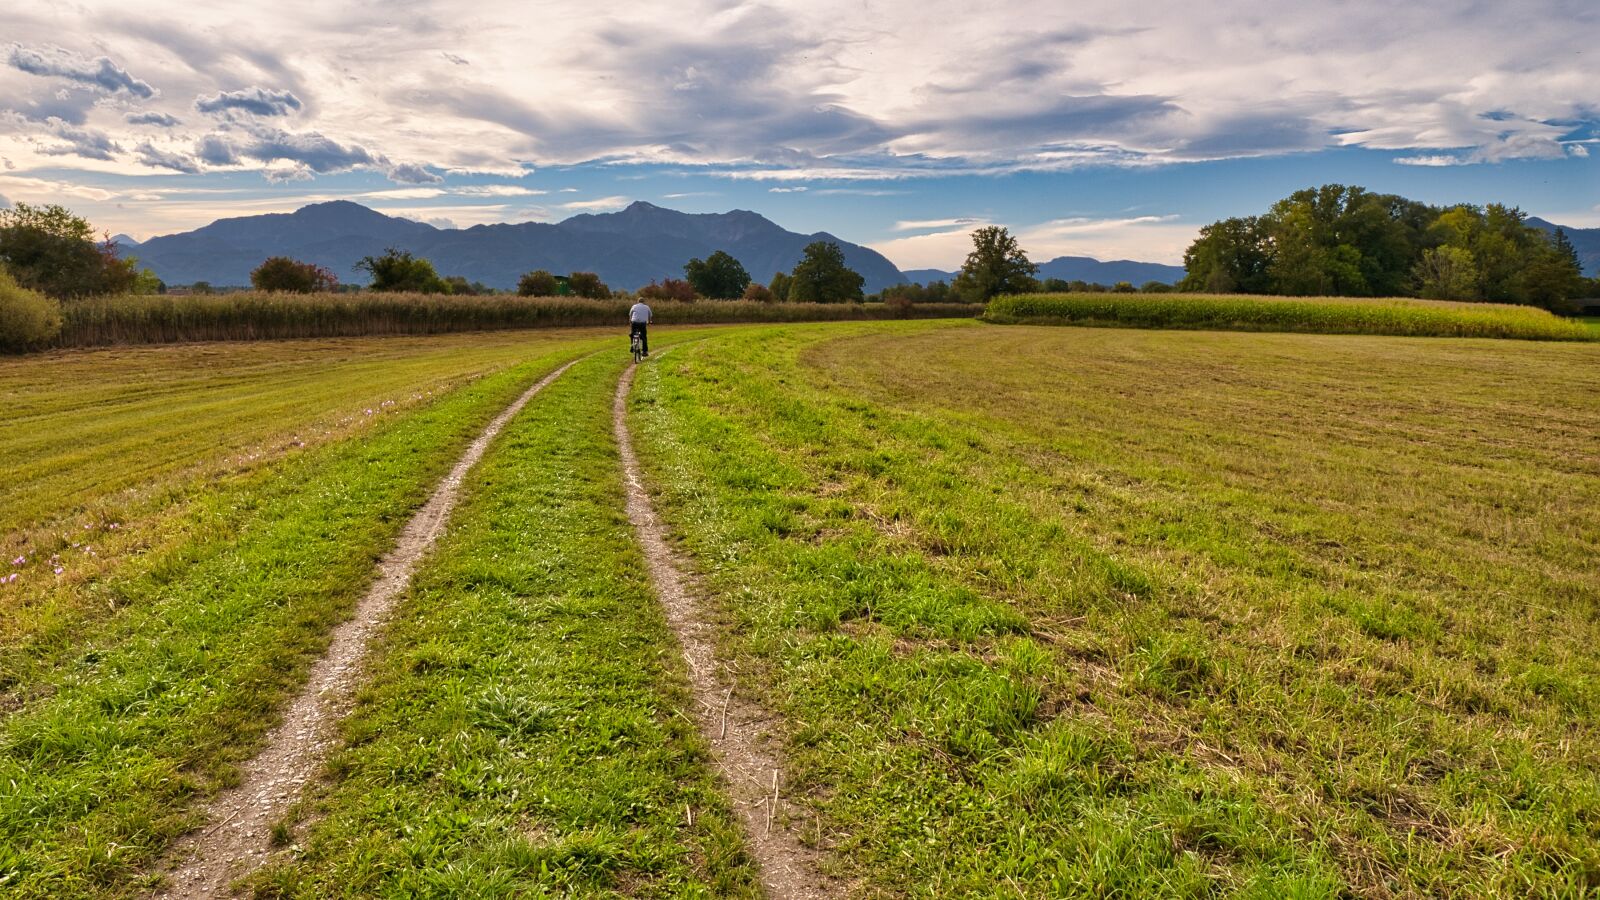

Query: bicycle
<box><xmin>631</xmin><ymin>330</ymin><xmax>645</xmax><ymax>364</ymax></box>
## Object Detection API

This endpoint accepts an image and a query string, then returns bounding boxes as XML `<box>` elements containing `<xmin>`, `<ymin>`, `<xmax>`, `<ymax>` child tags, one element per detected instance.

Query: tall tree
<box><xmin>953</xmin><ymin>226</ymin><xmax>1038</xmax><ymax>302</ymax></box>
<box><xmin>683</xmin><ymin>250</ymin><xmax>751</xmax><ymax>299</ymax></box>
<box><xmin>1180</xmin><ymin>217</ymin><xmax>1270</xmax><ymax>293</ymax></box>
<box><xmin>788</xmin><ymin>241</ymin><xmax>864</xmax><ymax>303</ymax></box>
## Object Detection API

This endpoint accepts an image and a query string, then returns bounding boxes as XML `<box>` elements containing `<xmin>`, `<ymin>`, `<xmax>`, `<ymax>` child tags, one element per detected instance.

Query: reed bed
<box><xmin>985</xmin><ymin>292</ymin><xmax>1596</xmax><ymax>341</ymax></box>
<box><xmin>50</xmin><ymin>293</ymin><xmax>976</xmax><ymax>349</ymax></box>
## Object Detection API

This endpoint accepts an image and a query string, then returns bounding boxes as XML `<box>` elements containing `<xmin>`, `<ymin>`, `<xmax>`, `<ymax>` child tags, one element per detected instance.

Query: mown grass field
<box><xmin>0</xmin><ymin>332</ymin><xmax>615</xmax><ymax>694</ymax></box>
<box><xmin>0</xmin><ymin>331</ymin><xmax>613</xmax><ymax>894</ymax></box>
<box><xmin>986</xmin><ymin>292</ymin><xmax>1597</xmax><ymax>341</ymax></box>
<box><xmin>628</xmin><ymin>321</ymin><xmax>1600</xmax><ymax>896</ymax></box>
<box><xmin>3</xmin><ymin>320</ymin><xmax>1597</xmax><ymax>897</ymax></box>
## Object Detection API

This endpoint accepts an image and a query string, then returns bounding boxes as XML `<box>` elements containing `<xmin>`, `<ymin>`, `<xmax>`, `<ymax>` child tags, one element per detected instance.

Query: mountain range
<box><xmin>120</xmin><ymin>201</ymin><xmax>909</xmax><ymax>292</ymax></box>
<box><xmin>904</xmin><ymin>255</ymin><xmax>1187</xmax><ymax>287</ymax></box>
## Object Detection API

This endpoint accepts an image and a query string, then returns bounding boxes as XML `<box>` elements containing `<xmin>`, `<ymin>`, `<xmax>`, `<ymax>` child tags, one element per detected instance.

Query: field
<box><xmin>50</xmin><ymin>293</ymin><xmax>976</xmax><ymax>349</ymax></box>
<box><xmin>2</xmin><ymin>321</ymin><xmax>1597</xmax><ymax>897</ymax></box>
<box><xmin>986</xmin><ymin>292</ymin><xmax>1598</xmax><ymax>341</ymax></box>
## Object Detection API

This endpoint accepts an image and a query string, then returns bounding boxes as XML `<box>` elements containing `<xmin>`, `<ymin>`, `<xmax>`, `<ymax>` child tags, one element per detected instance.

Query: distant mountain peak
<box><xmin>120</xmin><ymin>200</ymin><xmax>906</xmax><ymax>292</ymax></box>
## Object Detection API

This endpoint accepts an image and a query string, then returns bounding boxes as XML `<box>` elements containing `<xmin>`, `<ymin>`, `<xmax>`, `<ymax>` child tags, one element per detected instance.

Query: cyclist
<box><xmin>629</xmin><ymin>297</ymin><xmax>652</xmax><ymax>357</ymax></box>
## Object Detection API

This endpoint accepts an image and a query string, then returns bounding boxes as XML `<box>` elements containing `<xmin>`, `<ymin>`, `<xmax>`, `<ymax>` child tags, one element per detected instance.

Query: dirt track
<box><xmin>613</xmin><ymin>362</ymin><xmax>834</xmax><ymax>900</ymax></box>
<box><xmin>155</xmin><ymin>359</ymin><xmax>580</xmax><ymax>899</ymax></box>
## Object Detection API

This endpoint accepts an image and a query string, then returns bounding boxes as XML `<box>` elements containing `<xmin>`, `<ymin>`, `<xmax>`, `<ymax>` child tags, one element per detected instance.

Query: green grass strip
<box><xmin>250</xmin><ymin>348</ymin><xmax>759</xmax><ymax>897</ymax></box>
<box><xmin>0</xmin><ymin>341</ymin><xmax>602</xmax><ymax>897</ymax></box>
<box><xmin>627</xmin><ymin>321</ymin><xmax>1600</xmax><ymax>896</ymax></box>
<box><xmin>985</xmin><ymin>292</ymin><xmax>1597</xmax><ymax>341</ymax></box>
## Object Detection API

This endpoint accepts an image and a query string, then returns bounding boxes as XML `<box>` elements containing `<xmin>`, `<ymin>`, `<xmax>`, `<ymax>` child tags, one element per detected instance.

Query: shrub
<box><xmin>0</xmin><ymin>203</ymin><xmax>145</xmax><ymax>298</ymax></box>
<box><xmin>769</xmin><ymin>271</ymin><xmax>792</xmax><ymax>302</ymax></box>
<box><xmin>355</xmin><ymin>248</ymin><xmax>449</xmax><ymax>293</ymax></box>
<box><xmin>517</xmin><ymin>270</ymin><xmax>558</xmax><ymax>297</ymax></box>
<box><xmin>250</xmin><ymin>256</ymin><xmax>338</xmax><ymax>293</ymax></box>
<box><xmin>741</xmin><ymin>282</ymin><xmax>774</xmax><ymax>303</ymax></box>
<box><xmin>567</xmin><ymin>272</ymin><xmax>609</xmax><ymax>299</ymax></box>
<box><xmin>443</xmin><ymin>276</ymin><xmax>491</xmax><ymax>296</ymax></box>
<box><xmin>641</xmin><ymin>279</ymin><xmax>698</xmax><ymax>302</ymax></box>
<box><xmin>0</xmin><ymin>264</ymin><xmax>63</xmax><ymax>351</ymax></box>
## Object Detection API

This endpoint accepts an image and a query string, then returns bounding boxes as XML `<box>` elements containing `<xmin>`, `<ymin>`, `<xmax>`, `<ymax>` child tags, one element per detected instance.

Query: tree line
<box><xmin>1180</xmin><ymin>184</ymin><xmax>1595</xmax><ymax>311</ymax></box>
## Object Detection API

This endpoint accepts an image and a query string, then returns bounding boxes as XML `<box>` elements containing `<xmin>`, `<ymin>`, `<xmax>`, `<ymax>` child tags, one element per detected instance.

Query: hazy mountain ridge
<box><xmin>122</xmin><ymin>200</ymin><xmax>909</xmax><ymax>291</ymax></box>
<box><xmin>905</xmin><ymin>255</ymin><xmax>1187</xmax><ymax>286</ymax></box>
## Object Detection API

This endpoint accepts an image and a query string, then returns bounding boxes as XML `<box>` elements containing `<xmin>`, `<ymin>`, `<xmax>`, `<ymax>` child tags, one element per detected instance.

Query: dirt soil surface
<box><xmin>613</xmin><ymin>362</ymin><xmax>836</xmax><ymax>900</ymax></box>
<box><xmin>154</xmin><ymin>359</ymin><xmax>581</xmax><ymax>898</ymax></box>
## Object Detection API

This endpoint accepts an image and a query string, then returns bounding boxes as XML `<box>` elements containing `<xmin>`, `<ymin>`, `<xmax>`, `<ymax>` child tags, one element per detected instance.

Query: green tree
<box><xmin>1179</xmin><ymin>217</ymin><xmax>1270</xmax><ymax>293</ymax></box>
<box><xmin>788</xmin><ymin>241</ymin><xmax>864</xmax><ymax>303</ymax></box>
<box><xmin>251</xmin><ymin>256</ymin><xmax>338</xmax><ymax>293</ymax></box>
<box><xmin>568</xmin><ymin>271</ymin><xmax>609</xmax><ymax>299</ymax></box>
<box><xmin>355</xmin><ymin>248</ymin><xmax>450</xmax><ymax>293</ymax></box>
<box><xmin>768</xmin><ymin>271</ymin><xmax>793</xmax><ymax>301</ymax></box>
<box><xmin>1519</xmin><ymin>230</ymin><xmax>1585</xmax><ymax>312</ymax></box>
<box><xmin>684</xmin><ymin>250</ymin><xmax>751</xmax><ymax>299</ymax></box>
<box><xmin>517</xmin><ymin>270</ymin><xmax>558</xmax><ymax>296</ymax></box>
<box><xmin>1414</xmin><ymin>246</ymin><xmax>1480</xmax><ymax>300</ymax></box>
<box><xmin>0</xmin><ymin>203</ymin><xmax>145</xmax><ymax>298</ymax></box>
<box><xmin>952</xmin><ymin>226</ymin><xmax>1038</xmax><ymax>302</ymax></box>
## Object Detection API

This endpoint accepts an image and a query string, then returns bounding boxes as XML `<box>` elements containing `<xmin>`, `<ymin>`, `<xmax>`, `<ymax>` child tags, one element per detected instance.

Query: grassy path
<box><xmin>248</xmin><ymin>347</ymin><xmax>761</xmax><ymax>897</ymax></box>
<box><xmin>161</xmin><ymin>358</ymin><xmax>585</xmax><ymax>897</ymax></box>
<box><xmin>614</xmin><ymin>360</ymin><xmax>833</xmax><ymax>898</ymax></box>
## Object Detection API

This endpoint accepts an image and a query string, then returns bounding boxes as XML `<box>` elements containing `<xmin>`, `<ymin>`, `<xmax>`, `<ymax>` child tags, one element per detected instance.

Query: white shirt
<box><xmin>629</xmin><ymin>302</ymin><xmax>652</xmax><ymax>324</ymax></box>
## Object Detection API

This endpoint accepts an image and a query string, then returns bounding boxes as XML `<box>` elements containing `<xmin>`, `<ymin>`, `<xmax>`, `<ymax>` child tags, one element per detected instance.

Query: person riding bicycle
<box><xmin>629</xmin><ymin>298</ymin><xmax>652</xmax><ymax>357</ymax></box>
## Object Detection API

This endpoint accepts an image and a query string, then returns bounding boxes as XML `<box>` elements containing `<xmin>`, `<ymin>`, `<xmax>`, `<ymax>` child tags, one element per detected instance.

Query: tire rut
<box><xmin>153</xmin><ymin>358</ymin><xmax>581</xmax><ymax>899</ymax></box>
<box><xmin>613</xmin><ymin>361</ymin><xmax>835</xmax><ymax>900</ymax></box>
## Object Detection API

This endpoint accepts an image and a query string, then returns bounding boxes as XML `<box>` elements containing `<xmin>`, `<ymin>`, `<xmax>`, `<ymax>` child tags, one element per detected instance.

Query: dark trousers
<box><xmin>630</xmin><ymin>322</ymin><xmax>648</xmax><ymax>354</ymax></box>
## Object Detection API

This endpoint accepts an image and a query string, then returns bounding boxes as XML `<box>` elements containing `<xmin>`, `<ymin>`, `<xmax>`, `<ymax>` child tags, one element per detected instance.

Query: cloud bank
<box><xmin>0</xmin><ymin>0</ymin><xmax>1594</xmax><ymax>185</ymax></box>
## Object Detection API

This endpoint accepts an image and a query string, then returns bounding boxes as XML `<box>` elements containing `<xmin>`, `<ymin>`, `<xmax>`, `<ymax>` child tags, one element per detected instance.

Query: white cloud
<box><xmin>869</xmin><ymin>214</ymin><xmax>1196</xmax><ymax>269</ymax></box>
<box><xmin>893</xmin><ymin>216</ymin><xmax>984</xmax><ymax>231</ymax></box>
<box><xmin>769</xmin><ymin>186</ymin><xmax>808</xmax><ymax>193</ymax></box>
<box><xmin>0</xmin><ymin>0</ymin><xmax>1592</xmax><ymax>194</ymax></box>
<box><xmin>1394</xmin><ymin>155</ymin><xmax>1468</xmax><ymax>167</ymax></box>
<box><xmin>559</xmin><ymin>195</ymin><xmax>630</xmax><ymax>211</ymax></box>
<box><xmin>454</xmin><ymin>184</ymin><xmax>543</xmax><ymax>196</ymax></box>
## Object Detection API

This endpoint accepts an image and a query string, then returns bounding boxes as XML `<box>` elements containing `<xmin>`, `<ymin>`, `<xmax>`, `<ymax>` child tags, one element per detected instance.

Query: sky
<box><xmin>0</xmin><ymin>0</ymin><xmax>1596</xmax><ymax>270</ymax></box>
